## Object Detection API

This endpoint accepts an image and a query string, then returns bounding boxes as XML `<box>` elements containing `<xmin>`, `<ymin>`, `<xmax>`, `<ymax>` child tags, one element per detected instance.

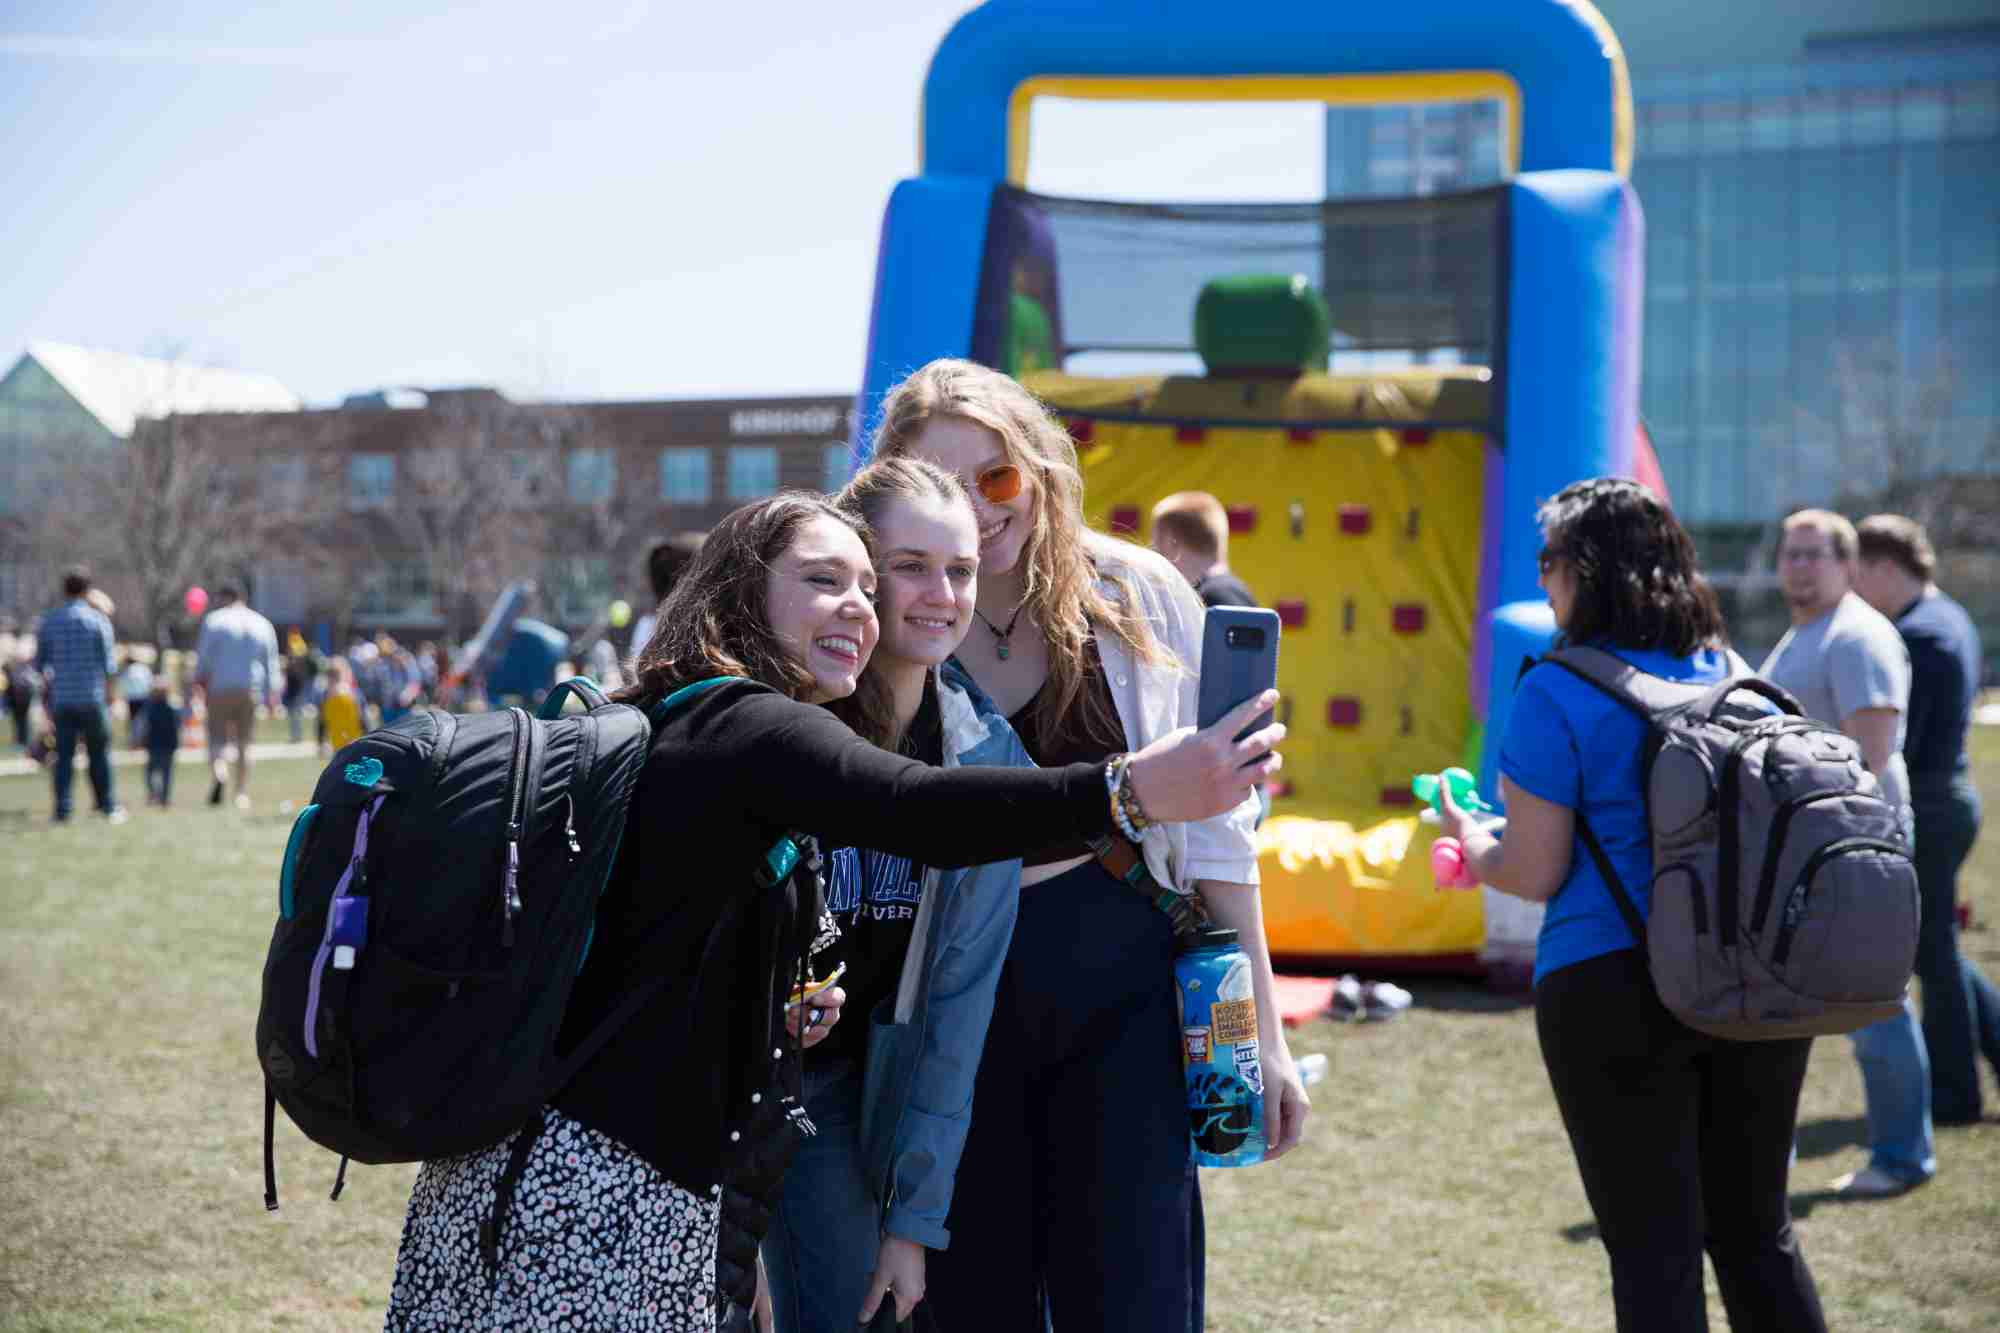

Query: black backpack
<box><xmin>1543</xmin><ymin>646</ymin><xmax>1919</xmax><ymax>1040</ymax></box>
<box><xmin>256</xmin><ymin>675</ymin><xmax>797</xmax><ymax>1208</ymax></box>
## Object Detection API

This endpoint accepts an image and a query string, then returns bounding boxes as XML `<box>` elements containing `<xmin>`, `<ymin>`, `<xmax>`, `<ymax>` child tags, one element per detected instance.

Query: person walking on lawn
<box><xmin>32</xmin><ymin>565</ymin><xmax>125</xmax><ymax>824</ymax></box>
<box><xmin>1854</xmin><ymin>513</ymin><xmax>2000</xmax><ymax>1127</ymax></box>
<box><xmin>193</xmin><ymin>581</ymin><xmax>281</xmax><ymax>811</ymax></box>
<box><xmin>1761</xmin><ymin>508</ymin><xmax>1930</xmax><ymax>1199</ymax></box>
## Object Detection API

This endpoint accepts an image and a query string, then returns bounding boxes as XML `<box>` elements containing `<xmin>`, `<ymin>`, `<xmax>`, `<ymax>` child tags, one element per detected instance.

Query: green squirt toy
<box><xmin>1411</xmin><ymin>767</ymin><xmax>1495</xmax><ymax>818</ymax></box>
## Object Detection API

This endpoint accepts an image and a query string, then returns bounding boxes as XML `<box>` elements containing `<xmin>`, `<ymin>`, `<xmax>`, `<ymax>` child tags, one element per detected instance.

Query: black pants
<box><xmin>1536</xmin><ymin>949</ymin><xmax>1826</xmax><ymax>1333</ymax></box>
<box><xmin>927</xmin><ymin>860</ymin><xmax>1202</xmax><ymax>1332</ymax></box>
<box><xmin>51</xmin><ymin>704</ymin><xmax>115</xmax><ymax>818</ymax></box>
<box><xmin>146</xmin><ymin>749</ymin><xmax>176</xmax><ymax>804</ymax></box>
<box><xmin>1912</xmin><ymin>784</ymin><xmax>2000</xmax><ymax>1123</ymax></box>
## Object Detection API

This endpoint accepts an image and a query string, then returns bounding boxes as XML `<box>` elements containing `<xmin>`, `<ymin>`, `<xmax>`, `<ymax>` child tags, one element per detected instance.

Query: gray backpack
<box><xmin>1544</xmin><ymin>646</ymin><xmax>1919</xmax><ymax>1041</ymax></box>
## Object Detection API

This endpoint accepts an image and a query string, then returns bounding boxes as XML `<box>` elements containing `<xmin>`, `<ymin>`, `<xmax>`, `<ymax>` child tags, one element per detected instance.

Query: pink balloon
<box><xmin>184</xmin><ymin>585</ymin><xmax>209</xmax><ymax>616</ymax></box>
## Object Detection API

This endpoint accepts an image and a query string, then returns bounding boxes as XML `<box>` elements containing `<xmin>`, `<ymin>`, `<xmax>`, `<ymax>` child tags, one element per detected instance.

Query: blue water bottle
<box><xmin>1175</xmin><ymin>927</ymin><xmax>1265</xmax><ymax>1168</ymax></box>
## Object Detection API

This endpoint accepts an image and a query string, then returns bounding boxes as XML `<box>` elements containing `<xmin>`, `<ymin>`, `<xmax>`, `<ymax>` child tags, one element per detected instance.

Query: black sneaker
<box><xmin>208</xmin><ymin>779</ymin><xmax>224</xmax><ymax>806</ymax></box>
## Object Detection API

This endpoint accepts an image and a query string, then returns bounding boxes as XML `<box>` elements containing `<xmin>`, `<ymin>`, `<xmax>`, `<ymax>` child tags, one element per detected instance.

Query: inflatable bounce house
<box><xmin>855</xmin><ymin>0</ymin><xmax>1665</xmax><ymax>974</ymax></box>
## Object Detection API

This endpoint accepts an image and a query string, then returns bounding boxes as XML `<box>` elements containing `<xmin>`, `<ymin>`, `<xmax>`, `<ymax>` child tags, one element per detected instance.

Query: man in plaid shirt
<box><xmin>32</xmin><ymin>566</ymin><xmax>125</xmax><ymax>823</ymax></box>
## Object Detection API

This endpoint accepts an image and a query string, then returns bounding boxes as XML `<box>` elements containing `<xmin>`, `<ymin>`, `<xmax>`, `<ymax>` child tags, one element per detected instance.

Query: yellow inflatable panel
<box><xmin>1256</xmin><ymin>814</ymin><xmax>1483</xmax><ymax>957</ymax></box>
<box><xmin>1036</xmin><ymin>372</ymin><xmax>1492</xmax><ymax>961</ymax></box>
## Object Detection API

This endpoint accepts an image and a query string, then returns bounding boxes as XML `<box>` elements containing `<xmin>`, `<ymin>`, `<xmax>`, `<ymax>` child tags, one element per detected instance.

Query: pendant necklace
<box><xmin>973</xmin><ymin>602</ymin><xmax>1026</xmax><ymax>660</ymax></box>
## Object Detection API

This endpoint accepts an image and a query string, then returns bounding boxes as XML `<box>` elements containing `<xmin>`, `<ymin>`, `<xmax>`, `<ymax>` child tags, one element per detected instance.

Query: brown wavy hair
<box><xmin>869</xmin><ymin>358</ymin><xmax>1170</xmax><ymax>741</ymax></box>
<box><xmin>825</xmin><ymin>456</ymin><xmax>976</xmax><ymax>749</ymax></box>
<box><xmin>615</xmin><ymin>492</ymin><xmax>871</xmax><ymax>706</ymax></box>
<box><xmin>1539</xmin><ymin>477</ymin><xmax>1727</xmax><ymax>656</ymax></box>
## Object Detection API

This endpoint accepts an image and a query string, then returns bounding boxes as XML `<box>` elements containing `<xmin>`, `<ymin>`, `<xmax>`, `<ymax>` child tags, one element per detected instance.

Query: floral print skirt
<box><xmin>385</xmin><ymin>1105</ymin><xmax>721</xmax><ymax>1331</ymax></box>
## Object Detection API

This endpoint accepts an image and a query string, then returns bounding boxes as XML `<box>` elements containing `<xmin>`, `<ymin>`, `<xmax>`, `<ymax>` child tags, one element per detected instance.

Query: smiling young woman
<box><xmin>871</xmin><ymin>359</ymin><xmax>1310</xmax><ymax>1332</ymax></box>
<box><xmin>379</xmin><ymin>490</ymin><xmax>1283</xmax><ymax>1333</ymax></box>
<box><xmin>760</xmin><ymin>458</ymin><xmax>1045</xmax><ymax>1333</ymax></box>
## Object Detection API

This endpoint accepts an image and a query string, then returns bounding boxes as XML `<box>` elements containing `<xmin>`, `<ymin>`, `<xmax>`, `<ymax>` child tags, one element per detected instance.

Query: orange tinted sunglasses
<box><xmin>975</xmin><ymin>463</ymin><xmax>1023</xmax><ymax>503</ymax></box>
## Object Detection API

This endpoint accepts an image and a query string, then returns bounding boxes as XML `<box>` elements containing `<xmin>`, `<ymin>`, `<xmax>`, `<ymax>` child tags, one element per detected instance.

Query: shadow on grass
<box><xmin>1409</xmin><ymin>978</ymin><xmax>1534</xmax><ymax>1016</ymax></box>
<box><xmin>1558</xmin><ymin>1178</ymin><xmax>1888</xmax><ymax>1239</ymax></box>
<box><xmin>1793</xmin><ymin>1115</ymin><xmax>1868</xmax><ymax>1160</ymax></box>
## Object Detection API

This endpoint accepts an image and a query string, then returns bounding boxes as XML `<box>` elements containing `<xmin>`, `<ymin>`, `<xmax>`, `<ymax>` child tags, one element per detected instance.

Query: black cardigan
<box><xmin>552</xmin><ymin>679</ymin><xmax>1108</xmax><ymax>1193</ymax></box>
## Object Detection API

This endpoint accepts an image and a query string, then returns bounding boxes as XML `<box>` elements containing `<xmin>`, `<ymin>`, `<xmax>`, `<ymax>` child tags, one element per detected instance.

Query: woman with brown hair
<box><xmin>871</xmin><ymin>358</ymin><xmax>1311</xmax><ymax>1331</ymax></box>
<box><xmin>1434</xmin><ymin>477</ymin><xmax>1825</xmax><ymax>1332</ymax></box>
<box><xmin>382</xmin><ymin>490</ymin><xmax>1281</xmax><ymax>1332</ymax></box>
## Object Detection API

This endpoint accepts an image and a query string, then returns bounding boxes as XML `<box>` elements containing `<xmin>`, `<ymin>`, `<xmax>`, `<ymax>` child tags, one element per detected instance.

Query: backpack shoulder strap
<box><xmin>649</xmin><ymin>675</ymin><xmax>747</xmax><ymax>727</ymax></box>
<box><xmin>1541</xmin><ymin>646</ymin><xmax>1712</xmax><ymax>721</ymax></box>
<box><xmin>537</xmin><ymin>676</ymin><xmax>610</xmax><ymax>719</ymax></box>
<box><xmin>1573</xmin><ymin>813</ymin><xmax>1649</xmax><ymax>952</ymax></box>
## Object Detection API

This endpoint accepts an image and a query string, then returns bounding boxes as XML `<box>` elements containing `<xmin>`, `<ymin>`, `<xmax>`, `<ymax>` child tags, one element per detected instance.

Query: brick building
<box><xmin>168</xmin><ymin>387</ymin><xmax>856</xmax><ymax>643</ymax></box>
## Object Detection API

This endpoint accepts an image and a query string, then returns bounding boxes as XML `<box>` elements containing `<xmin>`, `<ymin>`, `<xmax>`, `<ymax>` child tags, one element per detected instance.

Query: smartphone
<box><xmin>1197</xmin><ymin>607</ymin><xmax>1281</xmax><ymax>751</ymax></box>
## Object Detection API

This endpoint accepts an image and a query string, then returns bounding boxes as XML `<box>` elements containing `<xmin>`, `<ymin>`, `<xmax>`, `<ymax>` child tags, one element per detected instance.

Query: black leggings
<box><xmin>1535</xmin><ymin>949</ymin><xmax>1826</xmax><ymax>1333</ymax></box>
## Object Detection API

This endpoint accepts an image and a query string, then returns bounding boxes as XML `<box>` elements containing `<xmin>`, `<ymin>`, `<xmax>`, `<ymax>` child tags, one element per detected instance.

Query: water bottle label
<box><xmin>1233</xmin><ymin>1041</ymin><xmax>1263</xmax><ymax>1097</ymax></box>
<box><xmin>1179</xmin><ymin>950</ymin><xmax>1265</xmax><ymax>1167</ymax></box>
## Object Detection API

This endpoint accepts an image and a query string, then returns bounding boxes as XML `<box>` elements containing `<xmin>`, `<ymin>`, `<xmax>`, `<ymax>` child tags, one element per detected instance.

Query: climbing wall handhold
<box><xmin>1392</xmin><ymin>603</ymin><xmax>1427</xmax><ymax>634</ymax></box>
<box><xmin>1338</xmin><ymin>504</ymin><xmax>1371</xmax><ymax>535</ymax></box>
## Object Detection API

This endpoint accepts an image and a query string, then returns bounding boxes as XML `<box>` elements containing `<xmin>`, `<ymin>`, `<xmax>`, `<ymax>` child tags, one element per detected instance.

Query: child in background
<box><xmin>141</xmin><ymin>679</ymin><xmax>183</xmax><ymax>806</ymax></box>
<box><xmin>321</xmin><ymin>659</ymin><xmax>364</xmax><ymax>752</ymax></box>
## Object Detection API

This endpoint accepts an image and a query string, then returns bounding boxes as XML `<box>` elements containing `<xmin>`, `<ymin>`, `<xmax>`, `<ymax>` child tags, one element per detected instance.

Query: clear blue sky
<box><xmin>0</xmin><ymin>2</ymin><xmax>1323</xmax><ymax>407</ymax></box>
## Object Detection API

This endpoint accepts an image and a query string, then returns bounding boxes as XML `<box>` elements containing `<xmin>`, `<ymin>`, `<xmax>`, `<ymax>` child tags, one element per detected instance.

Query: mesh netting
<box><xmin>970</xmin><ymin>185</ymin><xmax>1506</xmax><ymax>375</ymax></box>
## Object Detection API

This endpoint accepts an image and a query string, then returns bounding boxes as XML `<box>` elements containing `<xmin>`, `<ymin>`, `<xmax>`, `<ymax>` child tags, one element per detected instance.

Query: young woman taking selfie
<box><xmin>381</xmin><ymin>489</ymin><xmax>1281</xmax><ymax>1332</ymax></box>
<box><xmin>872</xmin><ymin>359</ymin><xmax>1312</xmax><ymax>1331</ymax></box>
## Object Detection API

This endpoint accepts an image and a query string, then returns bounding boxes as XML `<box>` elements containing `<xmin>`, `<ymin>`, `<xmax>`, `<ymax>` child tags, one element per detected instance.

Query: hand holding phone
<box><xmin>1197</xmin><ymin>607</ymin><xmax>1281</xmax><ymax>758</ymax></box>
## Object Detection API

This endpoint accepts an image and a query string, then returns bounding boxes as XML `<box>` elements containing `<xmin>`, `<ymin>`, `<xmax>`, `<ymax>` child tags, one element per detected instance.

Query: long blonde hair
<box><xmin>870</xmin><ymin>358</ymin><xmax>1169</xmax><ymax>739</ymax></box>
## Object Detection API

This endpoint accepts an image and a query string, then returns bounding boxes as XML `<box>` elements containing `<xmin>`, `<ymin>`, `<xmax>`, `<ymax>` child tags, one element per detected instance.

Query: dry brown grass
<box><xmin>2</xmin><ymin>738</ymin><xmax>1997</xmax><ymax>1331</ymax></box>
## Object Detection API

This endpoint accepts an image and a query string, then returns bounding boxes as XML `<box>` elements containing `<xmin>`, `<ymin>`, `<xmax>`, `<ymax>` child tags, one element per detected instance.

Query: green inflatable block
<box><xmin>1194</xmin><ymin>274</ymin><xmax>1332</xmax><ymax>376</ymax></box>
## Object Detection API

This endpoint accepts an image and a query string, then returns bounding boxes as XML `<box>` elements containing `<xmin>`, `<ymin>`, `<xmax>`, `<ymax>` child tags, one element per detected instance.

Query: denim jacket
<box><xmin>858</xmin><ymin>660</ymin><xmax>1031</xmax><ymax>1248</ymax></box>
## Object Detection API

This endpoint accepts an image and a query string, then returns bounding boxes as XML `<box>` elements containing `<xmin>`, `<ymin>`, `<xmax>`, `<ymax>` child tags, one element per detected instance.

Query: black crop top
<box><xmin>1008</xmin><ymin>642</ymin><xmax>1128</xmax><ymax>866</ymax></box>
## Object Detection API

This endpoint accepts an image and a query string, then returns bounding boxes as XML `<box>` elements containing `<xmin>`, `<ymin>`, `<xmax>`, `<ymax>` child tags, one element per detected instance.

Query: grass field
<box><xmin>2</xmin><ymin>735</ymin><xmax>1996</xmax><ymax>1331</ymax></box>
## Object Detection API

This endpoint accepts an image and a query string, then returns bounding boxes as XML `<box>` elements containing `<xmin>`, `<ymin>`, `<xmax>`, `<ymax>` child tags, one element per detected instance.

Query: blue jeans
<box><xmin>52</xmin><ymin>704</ymin><xmax>115</xmax><ymax>818</ymax></box>
<box><xmin>763</xmin><ymin>1058</ymin><xmax>880</xmax><ymax>1333</ymax></box>
<box><xmin>1913</xmin><ymin>785</ymin><xmax>2000</xmax><ymax>1123</ymax></box>
<box><xmin>1848</xmin><ymin>996</ymin><xmax>1936</xmax><ymax>1184</ymax></box>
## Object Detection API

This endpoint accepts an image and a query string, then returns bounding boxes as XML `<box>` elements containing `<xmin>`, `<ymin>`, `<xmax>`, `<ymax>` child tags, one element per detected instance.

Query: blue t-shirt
<box><xmin>1500</xmin><ymin>643</ymin><xmax>1739</xmax><ymax>985</ymax></box>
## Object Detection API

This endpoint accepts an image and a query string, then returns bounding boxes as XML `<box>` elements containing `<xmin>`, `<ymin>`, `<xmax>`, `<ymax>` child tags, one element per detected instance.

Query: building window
<box><xmin>727</xmin><ymin>445</ymin><xmax>779</xmax><ymax>501</ymax></box>
<box><xmin>660</xmin><ymin>447</ymin><xmax>711</xmax><ymax>504</ymax></box>
<box><xmin>347</xmin><ymin>453</ymin><xmax>395</xmax><ymax>511</ymax></box>
<box><xmin>567</xmin><ymin>448</ymin><xmax>615</xmax><ymax>503</ymax></box>
<box><xmin>354</xmin><ymin>563</ymin><xmax>433</xmax><ymax>619</ymax></box>
<box><xmin>822</xmin><ymin>442</ymin><xmax>852</xmax><ymax>493</ymax></box>
<box><xmin>262</xmin><ymin>454</ymin><xmax>307</xmax><ymax>509</ymax></box>
<box><xmin>544</xmin><ymin>555</ymin><xmax>613</xmax><ymax>623</ymax></box>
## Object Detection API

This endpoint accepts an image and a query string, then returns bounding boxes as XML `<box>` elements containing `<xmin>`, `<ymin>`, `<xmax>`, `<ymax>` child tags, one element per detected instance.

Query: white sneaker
<box><xmin>1363</xmin><ymin>981</ymin><xmax>1413</xmax><ymax>1017</ymax></box>
<box><xmin>1329</xmin><ymin>975</ymin><xmax>1365</xmax><ymax>1021</ymax></box>
<box><xmin>1830</xmin><ymin>1165</ymin><xmax>1924</xmax><ymax>1199</ymax></box>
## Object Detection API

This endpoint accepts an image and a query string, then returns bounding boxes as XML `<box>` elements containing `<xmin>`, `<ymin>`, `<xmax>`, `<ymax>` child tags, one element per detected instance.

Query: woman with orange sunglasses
<box><xmin>871</xmin><ymin>359</ymin><xmax>1312</xmax><ymax>1331</ymax></box>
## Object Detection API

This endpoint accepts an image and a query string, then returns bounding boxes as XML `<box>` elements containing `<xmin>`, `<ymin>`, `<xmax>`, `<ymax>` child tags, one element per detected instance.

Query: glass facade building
<box><xmin>1326</xmin><ymin>22</ymin><xmax>2000</xmax><ymax>536</ymax></box>
<box><xmin>1633</xmin><ymin>28</ymin><xmax>1999</xmax><ymax>525</ymax></box>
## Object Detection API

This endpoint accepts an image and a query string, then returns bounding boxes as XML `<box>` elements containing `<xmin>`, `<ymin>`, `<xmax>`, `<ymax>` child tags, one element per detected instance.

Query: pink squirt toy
<box><xmin>1430</xmin><ymin>837</ymin><xmax>1478</xmax><ymax>889</ymax></box>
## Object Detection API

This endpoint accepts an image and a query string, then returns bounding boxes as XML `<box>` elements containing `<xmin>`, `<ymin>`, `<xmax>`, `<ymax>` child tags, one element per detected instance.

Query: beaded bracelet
<box><xmin>1104</xmin><ymin>755</ymin><xmax>1144</xmax><ymax>843</ymax></box>
<box><xmin>1115</xmin><ymin>754</ymin><xmax>1155</xmax><ymax>835</ymax></box>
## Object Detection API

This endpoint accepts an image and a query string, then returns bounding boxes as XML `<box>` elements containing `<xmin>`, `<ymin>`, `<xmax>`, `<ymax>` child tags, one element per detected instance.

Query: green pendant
<box><xmin>996</xmin><ymin>639</ymin><xmax>1010</xmax><ymax>661</ymax></box>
